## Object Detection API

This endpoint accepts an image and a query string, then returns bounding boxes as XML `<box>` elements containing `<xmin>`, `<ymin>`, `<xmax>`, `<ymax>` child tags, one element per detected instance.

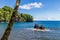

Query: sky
<box><xmin>0</xmin><ymin>0</ymin><xmax>60</xmax><ymax>21</ymax></box>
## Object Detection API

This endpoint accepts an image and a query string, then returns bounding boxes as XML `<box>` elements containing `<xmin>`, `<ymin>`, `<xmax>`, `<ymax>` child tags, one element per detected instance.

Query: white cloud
<box><xmin>33</xmin><ymin>16</ymin><xmax>47</xmax><ymax>20</ymax></box>
<box><xmin>19</xmin><ymin>2</ymin><xmax>43</xmax><ymax>10</ymax></box>
<box><xmin>34</xmin><ymin>15</ymin><xmax>60</xmax><ymax>21</ymax></box>
<box><xmin>34</xmin><ymin>16</ymin><xmax>41</xmax><ymax>20</ymax></box>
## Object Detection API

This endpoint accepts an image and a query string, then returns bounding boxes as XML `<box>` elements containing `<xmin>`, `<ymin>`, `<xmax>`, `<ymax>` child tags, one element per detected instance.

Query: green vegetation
<box><xmin>0</xmin><ymin>6</ymin><xmax>33</xmax><ymax>22</ymax></box>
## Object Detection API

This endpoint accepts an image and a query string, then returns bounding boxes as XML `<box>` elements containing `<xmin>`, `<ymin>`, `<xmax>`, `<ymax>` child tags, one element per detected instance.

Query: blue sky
<box><xmin>0</xmin><ymin>0</ymin><xmax>60</xmax><ymax>20</ymax></box>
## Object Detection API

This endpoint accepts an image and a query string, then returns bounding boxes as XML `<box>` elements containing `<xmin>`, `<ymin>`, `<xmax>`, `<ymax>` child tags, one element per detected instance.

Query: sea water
<box><xmin>0</xmin><ymin>21</ymin><xmax>60</xmax><ymax>40</ymax></box>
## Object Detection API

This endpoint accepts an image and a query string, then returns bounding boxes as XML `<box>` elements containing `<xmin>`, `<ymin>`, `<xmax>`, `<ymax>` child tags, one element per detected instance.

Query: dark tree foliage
<box><xmin>20</xmin><ymin>13</ymin><xmax>33</xmax><ymax>22</ymax></box>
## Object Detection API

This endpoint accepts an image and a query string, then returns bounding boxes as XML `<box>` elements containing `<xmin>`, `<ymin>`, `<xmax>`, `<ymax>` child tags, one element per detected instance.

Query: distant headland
<box><xmin>0</xmin><ymin>6</ymin><xmax>33</xmax><ymax>22</ymax></box>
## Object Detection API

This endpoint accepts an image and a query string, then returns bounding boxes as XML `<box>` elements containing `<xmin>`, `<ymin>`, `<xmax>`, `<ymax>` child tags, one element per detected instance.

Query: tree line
<box><xmin>0</xmin><ymin>6</ymin><xmax>33</xmax><ymax>22</ymax></box>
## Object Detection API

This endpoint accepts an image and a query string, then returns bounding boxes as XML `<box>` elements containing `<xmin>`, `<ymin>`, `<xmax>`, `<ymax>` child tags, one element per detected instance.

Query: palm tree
<box><xmin>1</xmin><ymin>0</ymin><xmax>20</xmax><ymax>40</ymax></box>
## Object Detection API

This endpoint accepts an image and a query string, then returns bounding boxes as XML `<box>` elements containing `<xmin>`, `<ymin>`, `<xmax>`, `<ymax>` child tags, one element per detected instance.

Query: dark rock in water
<box><xmin>39</xmin><ymin>25</ymin><xmax>45</xmax><ymax>30</ymax></box>
<box><xmin>34</xmin><ymin>24</ymin><xmax>39</xmax><ymax>29</ymax></box>
<box><xmin>34</xmin><ymin>24</ymin><xmax>45</xmax><ymax>30</ymax></box>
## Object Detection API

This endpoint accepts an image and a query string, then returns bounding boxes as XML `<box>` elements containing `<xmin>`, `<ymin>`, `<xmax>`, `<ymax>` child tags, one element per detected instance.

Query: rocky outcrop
<box><xmin>34</xmin><ymin>24</ymin><xmax>45</xmax><ymax>30</ymax></box>
<box><xmin>34</xmin><ymin>24</ymin><xmax>39</xmax><ymax>29</ymax></box>
<box><xmin>39</xmin><ymin>25</ymin><xmax>45</xmax><ymax>30</ymax></box>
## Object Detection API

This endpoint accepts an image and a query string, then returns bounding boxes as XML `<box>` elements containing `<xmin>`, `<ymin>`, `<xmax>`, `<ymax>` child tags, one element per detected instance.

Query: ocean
<box><xmin>0</xmin><ymin>21</ymin><xmax>60</xmax><ymax>40</ymax></box>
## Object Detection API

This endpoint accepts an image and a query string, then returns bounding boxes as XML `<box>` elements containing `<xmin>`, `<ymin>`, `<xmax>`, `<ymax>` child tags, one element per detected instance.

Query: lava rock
<box><xmin>39</xmin><ymin>25</ymin><xmax>45</xmax><ymax>30</ymax></box>
<box><xmin>34</xmin><ymin>24</ymin><xmax>39</xmax><ymax>29</ymax></box>
<box><xmin>34</xmin><ymin>24</ymin><xmax>45</xmax><ymax>30</ymax></box>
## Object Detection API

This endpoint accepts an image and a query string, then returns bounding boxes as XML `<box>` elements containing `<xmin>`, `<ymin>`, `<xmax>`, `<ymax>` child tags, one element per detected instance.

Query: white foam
<box><xmin>26</xmin><ymin>28</ymin><xmax>51</xmax><ymax>32</ymax></box>
<box><xmin>33</xmin><ymin>28</ymin><xmax>50</xmax><ymax>31</ymax></box>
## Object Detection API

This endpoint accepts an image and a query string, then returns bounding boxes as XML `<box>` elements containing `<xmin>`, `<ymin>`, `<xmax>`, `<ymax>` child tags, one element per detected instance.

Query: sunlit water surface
<box><xmin>0</xmin><ymin>21</ymin><xmax>60</xmax><ymax>40</ymax></box>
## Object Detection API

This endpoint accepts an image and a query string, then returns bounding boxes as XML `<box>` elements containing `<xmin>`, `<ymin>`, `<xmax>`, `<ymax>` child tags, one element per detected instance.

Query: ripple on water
<box><xmin>8</xmin><ymin>28</ymin><xmax>60</xmax><ymax>40</ymax></box>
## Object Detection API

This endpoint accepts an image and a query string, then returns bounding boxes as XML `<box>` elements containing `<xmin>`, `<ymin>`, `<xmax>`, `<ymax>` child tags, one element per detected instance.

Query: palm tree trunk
<box><xmin>1</xmin><ymin>0</ymin><xmax>20</xmax><ymax>40</ymax></box>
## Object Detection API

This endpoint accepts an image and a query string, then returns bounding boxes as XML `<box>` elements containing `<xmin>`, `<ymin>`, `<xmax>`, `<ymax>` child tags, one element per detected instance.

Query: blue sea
<box><xmin>0</xmin><ymin>21</ymin><xmax>60</xmax><ymax>40</ymax></box>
